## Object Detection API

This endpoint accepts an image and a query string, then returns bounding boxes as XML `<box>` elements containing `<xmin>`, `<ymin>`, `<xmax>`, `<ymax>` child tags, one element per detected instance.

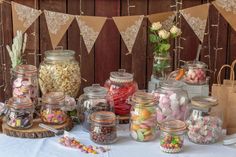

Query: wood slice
<box><xmin>2</xmin><ymin>118</ymin><xmax>73</xmax><ymax>138</ymax></box>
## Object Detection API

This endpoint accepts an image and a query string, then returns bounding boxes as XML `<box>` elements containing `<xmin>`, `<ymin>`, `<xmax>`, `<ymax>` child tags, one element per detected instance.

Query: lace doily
<box><xmin>162</xmin><ymin>14</ymin><xmax>175</xmax><ymax>30</ymax></box>
<box><xmin>216</xmin><ymin>0</ymin><xmax>236</xmax><ymax>14</ymax></box>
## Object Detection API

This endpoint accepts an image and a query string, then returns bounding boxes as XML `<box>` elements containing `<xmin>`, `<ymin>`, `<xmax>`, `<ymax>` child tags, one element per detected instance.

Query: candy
<box><xmin>90</xmin><ymin>125</ymin><xmax>117</xmax><ymax>144</ymax></box>
<box><xmin>41</xmin><ymin>108</ymin><xmax>67</xmax><ymax>124</ymax></box>
<box><xmin>7</xmin><ymin>110</ymin><xmax>33</xmax><ymax>129</ymax></box>
<box><xmin>184</xmin><ymin>68</ymin><xmax>206</xmax><ymax>85</ymax></box>
<box><xmin>160</xmin><ymin>134</ymin><xmax>184</xmax><ymax>153</ymax></box>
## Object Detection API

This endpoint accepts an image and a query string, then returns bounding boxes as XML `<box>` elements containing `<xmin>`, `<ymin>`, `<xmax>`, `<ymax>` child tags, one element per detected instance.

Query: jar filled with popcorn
<box><xmin>39</xmin><ymin>50</ymin><xmax>81</xmax><ymax>98</ymax></box>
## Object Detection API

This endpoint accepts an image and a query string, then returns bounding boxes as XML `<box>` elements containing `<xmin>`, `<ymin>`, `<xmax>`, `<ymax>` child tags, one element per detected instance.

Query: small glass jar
<box><xmin>160</xmin><ymin>120</ymin><xmax>187</xmax><ymax>153</ymax></box>
<box><xmin>40</xmin><ymin>92</ymin><xmax>67</xmax><ymax>124</ymax></box>
<box><xmin>183</xmin><ymin>61</ymin><xmax>207</xmax><ymax>85</ymax></box>
<box><xmin>104</xmin><ymin>69</ymin><xmax>138</xmax><ymax>122</ymax></box>
<box><xmin>129</xmin><ymin>91</ymin><xmax>157</xmax><ymax>142</ymax></box>
<box><xmin>4</xmin><ymin>97</ymin><xmax>34</xmax><ymax>129</ymax></box>
<box><xmin>152</xmin><ymin>80</ymin><xmax>189</xmax><ymax>123</ymax></box>
<box><xmin>77</xmin><ymin>84</ymin><xmax>113</xmax><ymax>132</ymax></box>
<box><xmin>187</xmin><ymin>96</ymin><xmax>222</xmax><ymax>144</ymax></box>
<box><xmin>90</xmin><ymin>111</ymin><xmax>117</xmax><ymax>144</ymax></box>
<box><xmin>153</xmin><ymin>53</ymin><xmax>172</xmax><ymax>79</ymax></box>
<box><xmin>12</xmin><ymin>64</ymin><xmax>38</xmax><ymax>106</ymax></box>
<box><xmin>39</xmin><ymin>50</ymin><xmax>81</xmax><ymax>98</ymax></box>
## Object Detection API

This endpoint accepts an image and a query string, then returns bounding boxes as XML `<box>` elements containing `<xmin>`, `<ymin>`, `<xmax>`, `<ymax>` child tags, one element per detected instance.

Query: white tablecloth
<box><xmin>0</xmin><ymin>125</ymin><xmax>235</xmax><ymax>157</ymax></box>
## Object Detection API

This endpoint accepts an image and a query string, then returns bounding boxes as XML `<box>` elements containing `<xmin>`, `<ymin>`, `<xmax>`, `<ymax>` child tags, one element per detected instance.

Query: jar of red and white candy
<box><xmin>187</xmin><ymin>96</ymin><xmax>223</xmax><ymax>144</ymax></box>
<box><xmin>152</xmin><ymin>80</ymin><xmax>189</xmax><ymax>124</ymax></box>
<box><xmin>129</xmin><ymin>91</ymin><xmax>157</xmax><ymax>142</ymax></box>
<box><xmin>12</xmin><ymin>65</ymin><xmax>38</xmax><ymax>106</ymax></box>
<box><xmin>183</xmin><ymin>61</ymin><xmax>207</xmax><ymax>85</ymax></box>
<box><xmin>104</xmin><ymin>69</ymin><xmax>138</xmax><ymax>123</ymax></box>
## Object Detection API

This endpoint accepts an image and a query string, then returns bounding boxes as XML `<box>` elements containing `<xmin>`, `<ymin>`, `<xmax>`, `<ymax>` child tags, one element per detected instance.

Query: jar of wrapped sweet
<box><xmin>77</xmin><ymin>84</ymin><xmax>113</xmax><ymax>132</ymax></box>
<box><xmin>129</xmin><ymin>91</ymin><xmax>157</xmax><ymax>142</ymax></box>
<box><xmin>90</xmin><ymin>111</ymin><xmax>117</xmax><ymax>144</ymax></box>
<box><xmin>40</xmin><ymin>92</ymin><xmax>68</xmax><ymax>124</ymax></box>
<box><xmin>0</xmin><ymin>97</ymin><xmax>34</xmax><ymax>129</ymax></box>
<box><xmin>39</xmin><ymin>50</ymin><xmax>81</xmax><ymax>98</ymax></box>
<box><xmin>12</xmin><ymin>64</ymin><xmax>38</xmax><ymax>106</ymax></box>
<box><xmin>104</xmin><ymin>69</ymin><xmax>138</xmax><ymax>123</ymax></box>
<box><xmin>187</xmin><ymin>96</ymin><xmax>223</xmax><ymax>144</ymax></box>
<box><xmin>152</xmin><ymin>80</ymin><xmax>189</xmax><ymax>123</ymax></box>
<box><xmin>183</xmin><ymin>61</ymin><xmax>207</xmax><ymax>85</ymax></box>
<box><xmin>160</xmin><ymin>120</ymin><xmax>187</xmax><ymax>153</ymax></box>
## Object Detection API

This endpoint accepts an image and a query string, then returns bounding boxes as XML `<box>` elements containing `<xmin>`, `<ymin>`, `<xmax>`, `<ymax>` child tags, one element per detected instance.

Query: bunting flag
<box><xmin>44</xmin><ymin>10</ymin><xmax>75</xmax><ymax>49</ymax></box>
<box><xmin>147</xmin><ymin>11</ymin><xmax>176</xmax><ymax>30</ymax></box>
<box><xmin>76</xmin><ymin>16</ymin><xmax>107</xmax><ymax>53</ymax></box>
<box><xmin>180</xmin><ymin>3</ymin><xmax>210</xmax><ymax>43</ymax></box>
<box><xmin>213</xmin><ymin>0</ymin><xmax>236</xmax><ymax>31</ymax></box>
<box><xmin>113</xmin><ymin>15</ymin><xmax>144</xmax><ymax>54</ymax></box>
<box><xmin>11</xmin><ymin>1</ymin><xmax>42</xmax><ymax>36</ymax></box>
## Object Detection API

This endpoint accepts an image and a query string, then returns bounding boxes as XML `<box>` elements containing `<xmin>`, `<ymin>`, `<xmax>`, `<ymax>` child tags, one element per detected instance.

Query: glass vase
<box><xmin>153</xmin><ymin>53</ymin><xmax>172</xmax><ymax>80</ymax></box>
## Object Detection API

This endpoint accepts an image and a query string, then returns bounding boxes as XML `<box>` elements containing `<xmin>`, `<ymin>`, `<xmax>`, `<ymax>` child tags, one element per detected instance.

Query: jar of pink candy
<box><xmin>12</xmin><ymin>64</ymin><xmax>38</xmax><ymax>106</ymax></box>
<box><xmin>183</xmin><ymin>61</ymin><xmax>208</xmax><ymax>85</ymax></box>
<box><xmin>187</xmin><ymin>96</ymin><xmax>223</xmax><ymax>144</ymax></box>
<box><xmin>152</xmin><ymin>80</ymin><xmax>189</xmax><ymax>124</ymax></box>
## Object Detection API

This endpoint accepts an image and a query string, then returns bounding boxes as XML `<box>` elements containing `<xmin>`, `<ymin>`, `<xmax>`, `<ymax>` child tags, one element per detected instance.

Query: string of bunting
<box><xmin>2</xmin><ymin>1</ymin><xmax>236</xmax><ymax>54</ymax></box>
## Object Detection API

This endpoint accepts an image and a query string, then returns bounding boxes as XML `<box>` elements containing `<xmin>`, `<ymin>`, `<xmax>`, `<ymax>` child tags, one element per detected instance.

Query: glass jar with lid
<box><xmin>0</xmin><ymin>97</ymin><xmax>34</xmax><ymax>129</ymax></box>
<box><xmin>129</xmin><ymin>91</ymin><xmax>157</xmax><ymax>142</ymax></box>
<box><xmin>12</xmin><ymin>64</ymin><xmax>38</xmax><ymax>106</ymax></box>
<box><xmin>152</xmin><ymin>80</ymin><xmax>189</xmax><ymax>124</ymax></box>
<box><xmin>40</xmin><ymin>92</ymin><xmax>68</xmax><ymax>124</ymax></box>
<box><xmin>183</xmin><ymin>61</ymin><xmax>208</xmax><ymax>85</ymax></box>
<box><xmin>90</xmin><ymin>111</ymin><xmax>117</xmax><ymax>144</ymax></box>
<box><xmin>77</xmin><ymin>84</ymin><xmax>113</xmax><ymax>132</ymax></box>
<box><xmin>39</xmin><ymin>49</ymin><xmax>81</xmax><ymax>98</ymax></box>
<box><xmin>186</xmin><ymin>96</ymin><xmax>223</xmax><ymax>144</ymax></box>
<box><xmin>160</xmin><ymin>120</ymin><xmax>187</xmax><ymax>153</ymax></box>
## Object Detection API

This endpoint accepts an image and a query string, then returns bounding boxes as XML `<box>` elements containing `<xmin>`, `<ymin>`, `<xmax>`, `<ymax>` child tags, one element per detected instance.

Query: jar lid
<box><xmin>42</xmin><ymin>92</ymin><xmax>65</xmax><ymax>104</ymax></box>
<box><xmin>12</xmin><ymin>64</ymin><xmax>37</xmax><ymax>76</ymax></box>
<box><xmin>83</xmin><ymin>84</ymin><xmax>108</xmax><ymax>97</ymax></box>
<box><xmin>45</xmin><ymin>50</ymin><xmax>75</xmax><ymax>60</ymax></box>
<box><xmin>185</xmin><ymin>61</ymin><xmax>208</xmax><ymax>69</ymax></box>
<box><xmin>160</xmin><ymin>120</ymin><xmax>187</xmax><ymax>133</ymax></box>
<box><xmin>191</xmin><ymin>96</ymin><xmax>218</xmax><ymax>109</ymax></box>
<box><xmin>7</xmin><ymin>97</ymin><xmax>33</xmax><ymax>109</ymax></box>
<box><xmin>160</xmin><ymin>80</ymin><xmax>184</xmax><ymax>90</ymax></box>
<box><xmin>131</xmin><ymin>91</ymin><xmax>157</xmax><ymax>104</ymax></box>
<box><xmin>110</xmin><ymin>69</ymin><xmax>134</xmax><ymax>83</ymax></box>
<box><xmin>90</xmin><ymin>111</ymin><xmax>116</xmax><ymax>124</ymax></box>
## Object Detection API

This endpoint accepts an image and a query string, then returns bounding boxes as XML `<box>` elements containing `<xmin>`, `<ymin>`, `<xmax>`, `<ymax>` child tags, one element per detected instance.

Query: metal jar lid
<box><xmin>110</xmin><ymin>69</ymin><xmax>134</xmax><ymax>83</ymax></box>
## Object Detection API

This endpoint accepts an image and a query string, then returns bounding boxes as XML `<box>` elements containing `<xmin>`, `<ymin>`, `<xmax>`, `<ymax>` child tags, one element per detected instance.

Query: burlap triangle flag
<box><xmin>180</xmin><ymin>3</ymin><xmax>209</xmax><ymax>43</ymax></box>
<box><xmin>148</xmin><ymin>11</ymin><xmax>175</xmax><ymax>30</ymax></box>
<box><xmin>44</xmin><ymin>10</ymin><xmax>75</xmax><ymax>49</ymax></box>
<box><xmin>11</xmin><ymin>1</ymin><xmax>42</xmax><ymax>36</ymax></box>
<box><xmin>213</xmin><ymin>0</ymin><xmax>236</xmax><ymax>31</ymax></box>
<box><xmin>113</xmin><ymin>15</ymin><xmax>144</xmax><ymax>54</ymax></box>
<box><xmin>76</xmin><ymin>16</ymin><xmax>107</xmax><ymax>53</ymax></box>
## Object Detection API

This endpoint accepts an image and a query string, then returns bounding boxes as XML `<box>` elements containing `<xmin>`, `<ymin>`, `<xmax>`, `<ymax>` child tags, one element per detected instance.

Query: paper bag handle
<box><xmin>217</xmin><ymin>64</ymin><xmax>235</xmax><ymax>86</ymax></box>
<box><xmin>230</xmin><ymin>60</ymin><xmax>236</xmax><ymax>80</ymax></box>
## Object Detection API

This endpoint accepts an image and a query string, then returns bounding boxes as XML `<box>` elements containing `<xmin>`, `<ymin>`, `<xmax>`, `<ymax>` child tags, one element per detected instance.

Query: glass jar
<box><xmin>129</xmin><ymin>91</ymin><xmax>157</xmax><ymax>142</ymax></box>
<box><xmin>153</xmin><ymin>53</ymin><xmax>172</xmax><ymax>80</ymax></box>
<box><xmin>104</xmin><ymin>69</ymin><xmax>138</xmax><ymax>121</ymax></box>
<box><xmin>1</xmin><ymin>97</ymin><xmax>34</xmax><ymax>129</ymax></box>
<box><xmin>183</xmin><ymin>61</ymin><xmax>207</xmax><ymax>85</ymax></box>
<box><xmin>160</xmin><ymin>120</ymin><xmax>187</xmax><ymax>153</ymax></box>
<box><xmin>77</xmin><ymin>84</ymin><xmax>113</xmax><ymax>132</ymax></box>
<box><xmin>186</xmin><ymin>96</ymin><xmax>223</xmax><ymax>144</ymax></box>
<box><xmin>39</xmin><ymin>50</ymin><xmax>81</xmax><ymax>98</ymax></box>
<box><xmin>152</xmin><ymin>80</ymin><xmax>189</xmax><ymax>123</ymax></box>
<box><xmin>12</xmin><ymin>64</ymin><xmax>38</xmax><ymax>106</ymax></box>
<box><xmin>40</xmin><ymin>92</ymin><xmax>68</xmax><ymax>124</ymax></box>
<box><xmin>90</xmin><ymin>111</ymin><xmax>117</xmax><ymax>144</ymax></box>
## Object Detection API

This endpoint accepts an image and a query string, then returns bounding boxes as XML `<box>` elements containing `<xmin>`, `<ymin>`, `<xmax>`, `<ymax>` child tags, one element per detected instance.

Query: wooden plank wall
<box><xmin>0</xmin><ymin>0</ymin><xmax>236</xmax><ymax>101</ymax></box>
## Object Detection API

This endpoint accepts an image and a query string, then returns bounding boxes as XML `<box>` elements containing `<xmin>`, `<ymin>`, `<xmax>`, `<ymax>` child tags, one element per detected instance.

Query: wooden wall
<box><xmin>0</xmin><ymin>0</ymin><xmax>236</xmax><ymax>101</ymax></box>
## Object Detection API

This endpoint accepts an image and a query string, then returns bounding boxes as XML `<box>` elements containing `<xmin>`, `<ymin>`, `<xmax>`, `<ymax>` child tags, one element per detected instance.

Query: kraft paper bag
<box><xmin>223</xmin><ymin>59</ymin><xmax>236</xmax><ymax>85</ymax></box>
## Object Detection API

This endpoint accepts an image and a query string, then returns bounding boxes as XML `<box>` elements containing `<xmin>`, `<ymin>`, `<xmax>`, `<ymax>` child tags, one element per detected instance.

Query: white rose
<box><xmin>158</xmin><ymin>29</ymin><xmax>170</xmax><ymax>39</ymax></box>
<box><xmin>151</xmin><ymin>22</ymin><xmax>162</xmax><ymax>31</ymax></box>
<box><xmin>170</xmin><ymin>25</ymin><xmax>182</xmax><ymax>36</ymax></box>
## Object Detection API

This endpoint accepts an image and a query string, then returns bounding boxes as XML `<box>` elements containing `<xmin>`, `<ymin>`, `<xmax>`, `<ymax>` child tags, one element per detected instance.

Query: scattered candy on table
<box><xmin>160</xmin><ymin>134</ymin><xmax>184</xmax><ymax>153</ymax></box>
<box><xmin>41</xmin><ymin>108</ymin><xmax>67</xmax><ymax>124</ymax></box>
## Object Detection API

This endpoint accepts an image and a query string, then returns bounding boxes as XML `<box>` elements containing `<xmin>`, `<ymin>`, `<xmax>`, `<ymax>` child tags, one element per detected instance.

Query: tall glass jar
<box><xmin>40</xmin><ymin>92</ymin><xmax>68</xmax><ymax>125</ymax></box>
<box><xmin>39</xmin><ymin>50</ymin><xmax>81</xmax><ymax>98</ymax></box>
<box><xmin>77</xmin><ymin>84</ymin><xmax>113</xmax><ymax>132</ymax></box>
<box><xmin>152</xmin><ymin>80</ymin><xmax>189</xmax><ymax>124</ymax></box>
<box><xmin>90</xmin><ymin>111</ymin><xmax>117</xmax><ymax>144</ymax></box>
<box><xmin>12</xmin><ymin>64</ymin><xmax>38</xmax><ymax>106</ymax></box>
<box><xmin>153</xmin><ymin>53</ymin><xmax>172</xmax><ymax>80</ymax></box>
<box><xmin>187</xmin><ymin>96</ymin><xmax>223</xmax><ymax>144</ymax></box>
<box><xmin>104</xmin><ymin>69</ymin><xmax>138</xmax><ymax>123</ymax></box>
<box><xmin>160</xmin><ymin>120</ymin><xmax>187</xmax><ymax>153</ymax></box>
<box><xmin>129</xmin><ymin>91</ymin><xmax>157</xmax><ymax>142</ymax></box>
